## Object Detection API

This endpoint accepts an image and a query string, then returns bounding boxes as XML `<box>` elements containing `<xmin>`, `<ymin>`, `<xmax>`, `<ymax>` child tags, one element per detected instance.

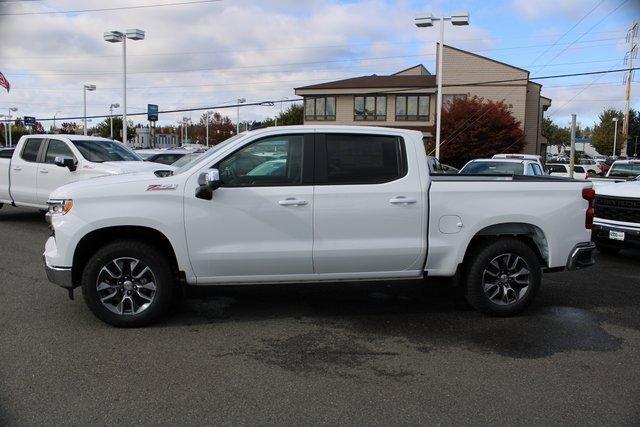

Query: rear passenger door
<box><xmin>37</xmin><ymin>138</ymin><xmax>79</xmax><ymax>205</ymax></box>
<box><xmin>9</xmin><ymin>138</ymin><xmax>45</xmax><ymax>206</ymax></box>
<box><xmin>312</xmin><ymin>133</ymin><xmax>425</xmax><ymax>276</ymax></box>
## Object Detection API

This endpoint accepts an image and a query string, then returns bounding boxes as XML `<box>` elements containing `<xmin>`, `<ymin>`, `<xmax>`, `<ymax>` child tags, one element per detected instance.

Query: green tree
<box><xmin>273</xmin><ymin>103</ymin><xmax>303</xmax><ymax>126</ymax></box>
<box><xmin>93</xmin><ymin>117</ymin><xmax>136</xmax><ymax>141</ymax></box>
<box><xmin>542</xmin><ymin>117</ymin><xmax>571</xmax><ymax>153</ymax></box>
<box><xmin>190</xmin><ymin>112</ymin><xmax>236</xmax><ymax>145</ymax></box>
<box><xmin>591</xmin><ymin>108</ymin><xmax>624</xmax><ymax>156</ymax></box>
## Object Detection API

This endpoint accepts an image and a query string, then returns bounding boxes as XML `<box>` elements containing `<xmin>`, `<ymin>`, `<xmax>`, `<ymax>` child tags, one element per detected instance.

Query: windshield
<box><xmin>72</xmin><ymin>140</ymin><xmax>142</xmax><ymax>162</ymax></box>
<box><xmin>460</xmin><ymin>161</ymin><xmax>524</xmax><ymax>175</ymax></box>
<box><xmin>608</xmin><ymin>162</ymin><xmax>640</xmax><ymax>178</ymax></box>
<box><xmin>173</xmin><ymin>134</ymin><xmax>244</xmax><ymax>175</ymax></box>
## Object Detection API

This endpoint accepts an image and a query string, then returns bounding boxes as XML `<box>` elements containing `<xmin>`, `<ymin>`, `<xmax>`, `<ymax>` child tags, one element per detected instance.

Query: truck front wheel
<box><xmin>81</xmin><ymin>240</ymin><xmax>175</xmax><ymax>327</ymax></box>
<box><xmin>465</xmin><ymin>238</ymin><xmax>541</xmax><ymax>317</ymax></box>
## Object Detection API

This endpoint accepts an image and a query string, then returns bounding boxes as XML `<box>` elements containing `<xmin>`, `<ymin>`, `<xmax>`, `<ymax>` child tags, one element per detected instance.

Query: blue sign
<box><xmin>24</xmin><ymin>116</ymin><xmax>36</xmax><ymax>126</ymax></box>
<box><xmin>147</xmin><ymin>104</ymin><xmax>158</xmax><ymax>122</ymax></box>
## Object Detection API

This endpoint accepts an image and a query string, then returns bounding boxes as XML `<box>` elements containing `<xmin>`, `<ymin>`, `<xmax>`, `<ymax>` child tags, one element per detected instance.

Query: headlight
<box><xmin>47</xmin><ymin>199</ymin><xmax>73</xmax><ymax>216</ymax></box>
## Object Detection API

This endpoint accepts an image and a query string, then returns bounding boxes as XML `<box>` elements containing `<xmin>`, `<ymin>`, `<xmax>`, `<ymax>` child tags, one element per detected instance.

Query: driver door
<box><xmin>184</xmin><ymin>133</ymin><xmax>314</xmax><ymax>282</ymax></box>
<box><xmin>37</xmin><ymin>139</ymin><xmax>79</xmax><ymax>204</ymax></box>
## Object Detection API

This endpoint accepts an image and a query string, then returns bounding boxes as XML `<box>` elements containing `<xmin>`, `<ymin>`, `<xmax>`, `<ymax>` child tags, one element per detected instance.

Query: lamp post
<box><xmin>415</xmin><ymin>11</ymin><xmax>469</xmax><ymax>159</ymax></box>
<box><xmin>104</xmin><ymin>29</ymin><xmax>145</xmax><ymax>145</ymax></box>
<box><xmin>109</xmin><ymin>103</ymin><xmax>120</xmax><ymax>139</ymax></box>
<box><xmin>205</xmin><ymin>111</ymin><xmax>210</xmax><ymax>146</ymax></box>
<box><xmin>83</xmin><ymin>84</ymin><xmax>96</xmax><ymax>135</ymax></box>
<box><xmin>7</xmin><ymin>107</ymin><xmax>17</xmax><ymax>147</ymax></box>
<box><xmin>52</xmin><ymin>111</ymin><xmax>62</xmax><ymax>133</ymax></box>
<box><xmin>236</xmin><ymin>98</ymin><xmax>246</xmax><ymax>134</ymax></box>
<box><xmin>612</xmin><ymin>117</ymin><xmax>619</xmax><ymax>157</ymax></box>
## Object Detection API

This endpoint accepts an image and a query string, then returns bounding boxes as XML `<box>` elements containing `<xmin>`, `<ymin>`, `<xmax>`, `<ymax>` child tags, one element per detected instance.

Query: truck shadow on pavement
<box><xmin>157</xmin><ymin>260</ymin><xmax>637</xmax><ymax>363</ymax></box>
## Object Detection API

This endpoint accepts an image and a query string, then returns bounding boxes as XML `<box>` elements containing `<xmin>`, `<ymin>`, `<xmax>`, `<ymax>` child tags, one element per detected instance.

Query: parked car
<box><xmin>592</xmin><ymin>178</ymin><xmax>640</xmax><ymax>254</ymax></box>
<box><xmin>460</xmin><ymin>159</ymin><xmax>544</xmax><ymax>176</ymax></box>
<box><xmin>546</xmin><ymin>163</ymin><xmax>588</xmax><ymax>180</ymax></box>
<box><xmin>0</xmin><ymin>135</ymin><xmax>173</xmax><ymax>211</ymax></box>
<box><xmin>44</xmin><ymin>126</ymin><xmax>596</xmax><ymax>326</ymax></box>
<box><xmin>171</xmin><ymin>152</ymin><xmax>203</xmax><ymax>168</ymax></box>
<box><xmin>425</xmin><ymin>156</ymin><xmax>459</xmax><ymax>174</ymax></box>
<box><xmin>492</xmin><ymin>153</ymin><xmax>545</xmax><ymax>170</ymax></box>
<box><xmin>590</xmin><ymin>159</ymin><xmax>640</xmax><ymax>188</ymax></box>
<box><xmin>141</xmin><ymin>149</ymin><xmax>190</xmax><ymax>165</ymax></box>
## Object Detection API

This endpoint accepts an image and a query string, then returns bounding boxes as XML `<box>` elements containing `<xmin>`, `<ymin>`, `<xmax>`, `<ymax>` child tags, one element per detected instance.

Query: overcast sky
<box><xmin>0</xmin><ymin>0</ymin><xmax>638</xmax><ymax>130</ymax></box>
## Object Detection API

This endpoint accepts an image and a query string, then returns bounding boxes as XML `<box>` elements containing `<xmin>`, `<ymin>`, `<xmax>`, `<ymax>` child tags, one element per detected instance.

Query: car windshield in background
<box><xmin>72</xmin><ymin>140</ymin><xmax>142</xmax><ymax>162</ymax></box>
<box><xmin>608</xmin><ymin>162</ymin><xmax>640</xmax><ymax>178</ymax></box>
<box><xmin>547</xmin><ymin>164</ymin><xmax>568</xmax><ymax>174</ymax></box>
<box><xmin>173</xmin><ymin>134</ymin><xmax>244</xmax><ymax>175</ymax></box>
<box><xmin>461</xmin><ymin>161</ymin><xmax>524</xmax><ymax>175</ymax></box>
<box><xmin>171</xmin><ymin>153</ymin><xmax>203</xmax><ymax>168</ymax></box>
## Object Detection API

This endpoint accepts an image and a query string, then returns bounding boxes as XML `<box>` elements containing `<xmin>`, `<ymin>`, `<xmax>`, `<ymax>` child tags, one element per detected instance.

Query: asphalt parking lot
<box><xmin>0</xmin><ymin>207</ymin><xmax>639</xmax><ymax>425</ymax></box>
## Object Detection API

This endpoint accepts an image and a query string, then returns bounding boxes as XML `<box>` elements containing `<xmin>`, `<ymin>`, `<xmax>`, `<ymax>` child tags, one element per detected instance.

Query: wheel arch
<box><xmin>462</xmin><ymin>222</ymin><xmax>549</xmax><ymax>269</ymax></box>
<box><xmin>72</xmin><ymin>225</ymin><xmax>182</xmax><ymax>286</ymax></box>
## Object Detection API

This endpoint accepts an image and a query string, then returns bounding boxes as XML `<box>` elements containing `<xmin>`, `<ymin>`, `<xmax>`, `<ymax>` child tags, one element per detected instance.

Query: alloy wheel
<box><xmin>481</xmin><ymin>253</ymin><xmax>531</xmax><ymax>306</ymax></box>
<box><xmin>96</xmin><ymin>257</ymin><xmax>157</xmax><ymax>315</ymax></box>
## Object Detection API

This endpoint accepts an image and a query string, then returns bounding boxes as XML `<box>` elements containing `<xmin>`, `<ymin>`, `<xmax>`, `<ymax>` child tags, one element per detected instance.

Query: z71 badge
<box><xmin>146</xmin><ymin>184</ymin><xmax>178</xmax><ymax>191</ymax></box>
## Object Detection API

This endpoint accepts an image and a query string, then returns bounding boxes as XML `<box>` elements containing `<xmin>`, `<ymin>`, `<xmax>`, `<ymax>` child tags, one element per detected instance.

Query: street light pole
<box><xmin>109</xmin><ymin>103</ymin><xmax>119</xmax><ymax>139</ymax></box>
<box><xmin>612</xmin><ymin>117</ymin><xmax>619</xmax><ymax>157</ymax></box>
<box><xmin>205</xmin><ymin>111</ymin><xmax>209</xmax><ymax>146</ymax></box>
<box><xmin>104</xmin><ymin>29</ymin><xmax>145</xmax><ymax>145</ymax></box>
<box><xmin>415</xmin><ymin>12</ymin><xmax>470</xmax><ymax>160</ymax></box>
<box><xmin>236</xmin><ymin>98</ymin><xmax>246</xmax><ymax>134</ymax></box>
<box><xmin>7</xmin><ymin>107</ymin><xmax>17</xmax><ymax>147</ymax></box>
<box><xmin>83</xmin><ymin>84</ymin><xmax>96</xmax><ymax>135</ymax></box>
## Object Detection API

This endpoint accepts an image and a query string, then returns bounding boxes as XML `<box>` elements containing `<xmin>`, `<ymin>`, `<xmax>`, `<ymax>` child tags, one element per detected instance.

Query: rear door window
<box><xmin>532</xmin><ymin>163</ymin><xmax>543</xmax><ymax>175</ymax></box>
<box><xmin>318</xmin><ymin>134</ymin><xmax>405</xmax><ymax>184</ymax></box>
<box><xmin>20</xmin><ymin>138</ymin><xmax>44</xmax><ymax>162</ymax></box>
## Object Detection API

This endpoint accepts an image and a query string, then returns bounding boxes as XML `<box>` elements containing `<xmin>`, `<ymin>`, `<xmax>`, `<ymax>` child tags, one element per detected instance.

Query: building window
<box><xmin>354</xmin><ymin>96</ymin><xmax>386</xmax><ymax>121</ymax></box>
<box><xmin>443</xmin><ymin>94</ymin><xmax>467</xmax><ymax>105</ymax></box>
<box><xmin>395</xmin><ymin>95</ymin><xmax>430</xmax><ymax>121</ymax></box>
<box><xmin>304</xmin><ymin>96</ymin><xmax>336</xmax><ymax>121</ymax></box>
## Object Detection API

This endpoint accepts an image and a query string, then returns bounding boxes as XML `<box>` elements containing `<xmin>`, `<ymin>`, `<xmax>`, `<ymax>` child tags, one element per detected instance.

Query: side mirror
<box><xmin>195</xmin><ymin>169</ymin><xmax>221</xmax><ymax>200</ymax></box>
<box><xmin>54</xmin><ymin>156</ymin><xmax>77</xmax><ymax>172</ymax></box>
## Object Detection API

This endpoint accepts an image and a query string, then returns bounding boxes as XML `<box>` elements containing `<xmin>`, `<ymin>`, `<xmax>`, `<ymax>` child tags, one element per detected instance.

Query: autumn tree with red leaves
<box><xmin>433</xmin><ymin>96</ymin><xmax>525</xmax><ymax>168</ymax></box>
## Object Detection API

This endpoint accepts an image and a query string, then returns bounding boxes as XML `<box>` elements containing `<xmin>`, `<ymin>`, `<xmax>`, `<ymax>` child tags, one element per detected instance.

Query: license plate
<box><xmin>609</xmin><ymin>230</ymin><xmax>625</xmax><ymax>241</ymax></box>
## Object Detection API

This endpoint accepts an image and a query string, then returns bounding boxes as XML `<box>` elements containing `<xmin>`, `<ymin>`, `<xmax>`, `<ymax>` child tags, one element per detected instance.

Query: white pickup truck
<box><xmin>43</xmin><ymin>126</ymin><xmax>597</xmax><ymax>327</ymax></box>
<box><xmin>1</xmin><ymin>134</ymin><xmax>173</xmax><ymax>211</ymax></box>
<box><xmin>592</xmin><ymin>178</ymin><xmax>640</xmax><ymax>254</ymax></box>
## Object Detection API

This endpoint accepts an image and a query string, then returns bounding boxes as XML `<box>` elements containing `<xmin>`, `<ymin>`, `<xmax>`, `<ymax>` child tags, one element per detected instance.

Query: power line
<box><xmin>5</xmin><ymin>67</ymin><xmax>638</xmax><ymax>122</ymax></box>
<box><xmin>527</xmin><ymin>0</ymin><xmax>606</xmax><ymax>67</ymax></box>
<box><xmin>0</xmin><ymin>0</ymin><xmax>224</xmax><ymax>15</ymax></box>
<box><xmin>3</xmin><ymin>39</ymin><xmax>624</xmax><ymax>77</ymax></box>
<box><xmin>534</xmin><ymin>0</ymin><xmax>630</xmax><ymax>71</ymax></box>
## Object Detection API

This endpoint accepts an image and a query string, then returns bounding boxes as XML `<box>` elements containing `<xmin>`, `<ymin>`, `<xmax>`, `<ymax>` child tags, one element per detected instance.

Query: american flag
<box><xmin>0</xmin><ymin>72</ymin><xmax>10</xmax><ymax>93</ymax></box>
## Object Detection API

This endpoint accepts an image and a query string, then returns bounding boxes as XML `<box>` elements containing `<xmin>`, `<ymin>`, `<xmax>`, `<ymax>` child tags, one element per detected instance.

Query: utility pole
<box><xmin>570</xmin><ymin>114</ymin><xmax>576</xmax><ymax>179</ymax></box>
<box><xmin>622</xmin><ymin>20</ymin><xmax>638</xmax><ymax>156</ymax></box>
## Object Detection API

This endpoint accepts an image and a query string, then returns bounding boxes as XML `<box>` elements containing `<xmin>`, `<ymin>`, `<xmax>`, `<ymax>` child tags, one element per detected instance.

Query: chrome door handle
<box><xmin>389</xmin><ymin>196</ymin><xmax>417</xmax><ymax>204</ymax></box>
<box><xmin>278</xmin><ymin>198</ymin><xmax>308</xmax><ymax>206</ymax></box>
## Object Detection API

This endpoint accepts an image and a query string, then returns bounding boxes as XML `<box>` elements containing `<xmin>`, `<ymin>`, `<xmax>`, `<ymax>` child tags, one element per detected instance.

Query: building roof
<box><xmin>295</xmin><ymin>73</ymin><xmax>436</xmax><ymax>90</ymax></box>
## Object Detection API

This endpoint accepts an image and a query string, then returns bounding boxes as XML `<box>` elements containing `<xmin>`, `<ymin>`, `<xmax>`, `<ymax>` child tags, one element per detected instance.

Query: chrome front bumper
<box><xmin>565</xmin><ymin>242</ymin><xmax>596</xmax><ymax>271</ymax></box>
<box><xmin>43</xmin><ymin>256</ymin><xmax>74</xmax><ymax>289</ymax></box>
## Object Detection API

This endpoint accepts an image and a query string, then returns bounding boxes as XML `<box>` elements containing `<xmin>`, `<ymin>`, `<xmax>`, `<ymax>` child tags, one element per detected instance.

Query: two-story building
<box><xmin>295</xmin><ymin>44</ymin><xmax>551</xmax><ymax>156</ymax></box>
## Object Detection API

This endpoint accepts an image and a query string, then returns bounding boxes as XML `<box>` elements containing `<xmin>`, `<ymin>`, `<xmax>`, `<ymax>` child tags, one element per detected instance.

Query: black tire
<box><xmin>595</xmin><ymin>243</ymin><xmax>621</xmax><ymax>255</ymax></box>
<box><xmin>464</xmin><ymin>238</ymin><xmax>541</xmax><ymax>317</ymax></box>
<box><xmin>81</xmin><ymin>239</ymin><xmax>175</xmax><ymax>327</ymax></box>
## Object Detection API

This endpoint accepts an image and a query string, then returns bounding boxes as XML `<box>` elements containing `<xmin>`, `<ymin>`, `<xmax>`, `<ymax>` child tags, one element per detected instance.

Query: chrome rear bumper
<box><xmin>566</xmin><ymin>242</ymin><xmax>596</xmax><ymax>271</ymax></box>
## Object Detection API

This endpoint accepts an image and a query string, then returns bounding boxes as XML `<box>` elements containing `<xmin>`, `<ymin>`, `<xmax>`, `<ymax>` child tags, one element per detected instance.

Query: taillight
<box><xmin>582</xmin><ymin>187</ymin><xmax>595</xmax><ymax>229</ymax></box>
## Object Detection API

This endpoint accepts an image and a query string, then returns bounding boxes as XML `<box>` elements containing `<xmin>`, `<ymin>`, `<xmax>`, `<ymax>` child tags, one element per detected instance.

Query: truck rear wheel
<box><xmin>81</xmin><ymin>240</ymin><xmax>175</xmax><ymax>327</ymax></box>
<box><xmin>464</xmin><ymin>238</ymin><xmax>541</xmax><ymax>317</ymax></box>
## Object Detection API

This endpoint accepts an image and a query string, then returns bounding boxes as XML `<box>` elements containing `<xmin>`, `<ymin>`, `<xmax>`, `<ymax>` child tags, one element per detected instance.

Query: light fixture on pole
<box><xmin>104</xmin><ymin>29</ymin><xmax>145</xmax><ymax>145</ymax></box>
<box><xmin>612</xmin><ymin>117</ymin><xmax>619</xmax><ymax>157</ymax></box>
<box><xmin>236</xmin><ymin>98</ymin><xmax>246</xmax><ymax>134</ymax></box>
<box><xmin>7</xmin><ymin>107</ymin><xmax>17</xmax><ymax>147</ymax></box>
<box><xmin>415</xmin><ymin>11</ymin><xmax>469</xmax><ymax>160</ymax></box>
<box><xmin>52</xmin><ymin>111</ymin><xmax>62</xmax><ymax>132</ymax></box>
<box><xmin>109</xmin><ymin>103</ymin><xmax>120</xmax><ymax>139</ymax></box>
<box><xmin>83</xmin><ymin>84</ymin><xmax>96</xmax><ymax>135</ymax></box>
